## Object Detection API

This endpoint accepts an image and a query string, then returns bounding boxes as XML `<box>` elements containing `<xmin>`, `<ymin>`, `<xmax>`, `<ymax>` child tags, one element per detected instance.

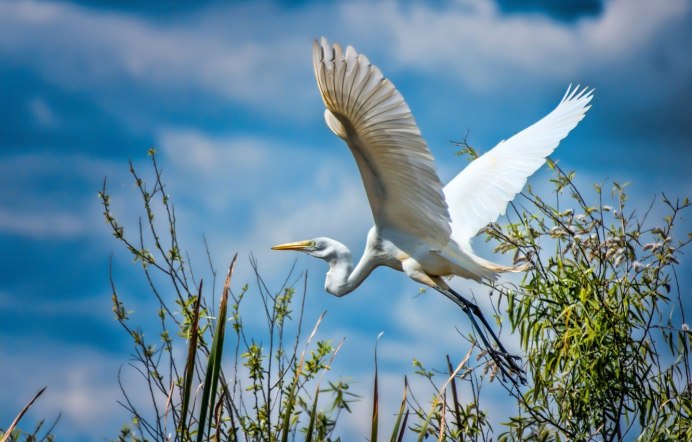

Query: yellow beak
<box><xmin>271</xmin><ymin>240</ymin><xmax>314</xmax><ymax>251</ymax></box>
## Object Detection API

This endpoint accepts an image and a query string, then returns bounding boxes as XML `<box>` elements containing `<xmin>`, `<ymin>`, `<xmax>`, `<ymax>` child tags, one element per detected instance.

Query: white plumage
<box><xmin>275</xmin><ymin>36</ymin><xmax>593</xmax><ymax>289</ymax></box>
<box><xmin>445</xmin><ymin>86</ymin><xmax>593</xmax><ymax>251</ymax></box>
<box><xmin>273</xmin><ymin>38</ymin><xmax>593</xmax><ymax>381</ymax></box>
<box><xmin>313</xmin><ymin>38</ymin><xmax>452</xmax><ymax>250</ymax></box>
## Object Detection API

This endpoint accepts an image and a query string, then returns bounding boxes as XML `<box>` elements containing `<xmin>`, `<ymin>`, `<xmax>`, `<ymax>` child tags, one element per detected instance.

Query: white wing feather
<box><xmin>444</xmin><ymin>86</ymin><xmax>594</xmax><ymax>248</ymax></box>
<box><xmin>313</xmin><ymin>38</ymin><xmax>451</xmax><ymax>248</ymax></box>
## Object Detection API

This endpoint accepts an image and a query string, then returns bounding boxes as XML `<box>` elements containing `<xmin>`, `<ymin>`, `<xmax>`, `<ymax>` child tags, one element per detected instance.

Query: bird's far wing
<box><xmin>444</xmin><ymin>86</ymin><xmax>594</xmax><ymax>248</ymax></box>
<box><xmin>313</xmin><ymin>37</ymin><xmax>451</xmax><ymax>247</ymax></box>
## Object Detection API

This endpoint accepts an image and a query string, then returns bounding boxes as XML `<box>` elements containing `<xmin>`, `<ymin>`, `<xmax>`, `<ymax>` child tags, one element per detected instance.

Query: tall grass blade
<box><xmin>206</xmin><ymin>257</ymin><xmax>234</xmax><ymax>436</ymax></box>
<box><xmin>197</xmin><ymin>254</ymin><xmax>236</xmax><ymax>442</ymax></box>
<box><xmin>389</xmin><ymin>376</ymin><xmax>408</xmax><ymax>442</ymax></box>
<box><xmin>305</xmin><ymin>383</ymin><xmax>321</xmax><ymax>442</ymax></box>
<box><xmin>1</xmin><ymin>386</ymin><xmax>47</xmax><ymax>442</ymax></box>
<box><xmin>196</xmin><ymin>323</ymin><xmax>217</xmax><ymax>439</ymax></box>
<box><xmin>179</xmin><ymin>281</ymin><xmax>203</xmax><ymax>440</ymax></box>
<box><xmin>371</xmin><ymin>332</ymin><xmax>384</xmax><ymax>442</ymax></box>
<box><xmin>396</xmin><ymin>410</ymin><xmax>409</xmax><ymax>442</ymax></box>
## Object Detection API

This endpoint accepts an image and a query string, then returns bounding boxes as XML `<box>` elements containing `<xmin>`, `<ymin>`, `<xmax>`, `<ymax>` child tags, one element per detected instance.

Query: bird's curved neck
<box><xmin>325</xmin><ymin>250</ymin><xmax>378</xmax><ymax>297</ymax></box>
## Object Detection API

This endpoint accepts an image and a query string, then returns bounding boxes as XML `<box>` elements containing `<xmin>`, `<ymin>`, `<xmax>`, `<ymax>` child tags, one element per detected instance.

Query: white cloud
<box><xmin>153</xmin><ymin>129</ymin><xmax>372</xmax><ymax>280</ymax></box>
<box><xmin>158</xmin><ymin>129</ymin><xmax>295</xmax><ymax>210</ymax></box>
<box><xmin>1</xmin><ymin>0</ymin><xmax>688</xmax><ymax>131</ymax></box>
<box><xmin>28</xmin><ymin>97</ymin><xmax>59</xmax><ymax>128</ymax></box>
<box><xmin>0</xmin><ymin>341</ymin><xmax>129</xmax><ymax>441</ymax></box>
<box><xmin>341</xmin><ymin>0</ymin><xmax>690</xmax><ymax>92</ymax></box>
<box><xmin>0</xmin><ymin>1</ymin><xmax>318</xmax><ymax>120</ymax></box>
<box><xmin>0</xmin><ymin>207</ymin><xmax>85</xmax><ymax>238</ymax></box>
<box><xmin>0</xmin><ymin>290</ymin><xmax>113</xmax><ymax>320</ymax></box>
<box><xmin>0</xmin><ymin>153</ymin><xmax>124</xmax><ymax>239</ymax></box>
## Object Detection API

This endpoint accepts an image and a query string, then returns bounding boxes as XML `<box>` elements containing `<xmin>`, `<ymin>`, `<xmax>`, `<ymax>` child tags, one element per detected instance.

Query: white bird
<box><xmin>273</xmin><ymin>38</ymin><xmax>593</xmax><ymax>382</ymax></box>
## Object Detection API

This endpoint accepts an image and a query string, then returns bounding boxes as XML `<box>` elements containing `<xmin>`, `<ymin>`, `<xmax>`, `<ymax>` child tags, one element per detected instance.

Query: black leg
<box><xmin>448</xmin><ymin>288</ymin><xmax>515</xmax><ymax>357</ymax></box>
<box><xmin>434</xmin><ymin>286</ymin><xmax>526</xmax><ymax>385</ymax></box>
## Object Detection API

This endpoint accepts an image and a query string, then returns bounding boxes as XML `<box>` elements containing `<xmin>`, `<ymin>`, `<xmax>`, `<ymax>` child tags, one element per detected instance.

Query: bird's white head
<box><xmin>272</xmin><ymin>237</ymin><xmax>358</xmax><ymax>296</ymax></box>
<box><xmin>271</xmin><ymin>237</ymin><xmax>350</xmax><ymax>263</ymax></box>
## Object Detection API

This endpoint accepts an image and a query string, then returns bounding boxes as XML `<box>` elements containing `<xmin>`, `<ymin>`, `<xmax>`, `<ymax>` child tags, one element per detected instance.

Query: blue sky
<box><xmin>1</xmin><ymin>0</ymin><xmax>690</xmax><ymax>440</ymax></box>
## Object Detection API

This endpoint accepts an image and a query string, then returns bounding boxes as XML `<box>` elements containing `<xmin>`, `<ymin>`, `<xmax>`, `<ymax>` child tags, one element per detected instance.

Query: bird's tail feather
<box><xmin>441</xmin><ymin>241</ymin><xmax>531</xmax><ymax>282</ymax></box>
<box><xmin>470</xmin><ymin>254</ymin><xmax>532</xmax><ymax>274</ymax></box>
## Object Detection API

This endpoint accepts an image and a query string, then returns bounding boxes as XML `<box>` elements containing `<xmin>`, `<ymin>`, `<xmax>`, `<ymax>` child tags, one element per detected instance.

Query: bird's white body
<box><xmin>321</xmin><ymin>226</ymin><xmax>454</xmax><ymax>297</ymax></box>
<box><xmin>315</xmin><ymin>229</ymin><xmax>500</xmax><ymax>297</ymax></box>
<box><xmin>273</xmin><ymin>38</ymin><xmax>594</xmax><ymax>298</ymax></box>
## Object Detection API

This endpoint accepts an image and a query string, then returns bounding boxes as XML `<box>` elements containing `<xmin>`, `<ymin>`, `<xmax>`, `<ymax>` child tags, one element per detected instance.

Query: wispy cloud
<box><xmin>0</xmin><ymin>340</ymin><xmax>129</xmax><ymax>441</ymax></box>
<box><xmin>0</xmin><ymin>1</ymin><xmax>317</xmax><ymax>120</ymax></box>
<box><xmin>154</xmin><ymin>128</ymin><xmax>372</xmax><ymax>279</ymax></box>
<box><xmin>0</xmin><ymin>153</ymin><xmax>123</xmax><ymax>239</ymax></box>
<box><xmin>0</xmin><ymin>207</ymin><xmax>85</xmax><ymax>238</ymax></box>
<box><xmin>1</xmin><ymin>2</ymin><xmax>689</xmax><ymax>440</ymax></box>
<box><xmin>27</xmin><ymin>96</ymin><xmax>60</xmax><ymax>128</ymax></box>
<box><xmin>2</xmin><ymin>0</ymin><xmax>688</xmax><ymax>143</ymax></box>
<box><xmin>342</xmin><ymin>0</ymin><xmax>690</xmax><ymax>91</ymax></box>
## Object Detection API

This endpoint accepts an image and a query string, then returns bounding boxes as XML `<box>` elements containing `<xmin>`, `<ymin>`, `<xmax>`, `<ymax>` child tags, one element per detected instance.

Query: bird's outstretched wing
<box><xmin>444</xmin><ymin>86</ymin><xmax>594</xmax><ymax>248</ymax></box>
<box><xmin>313</xmin><ymin>38</ymin><xmax>451</xmax><ymax>248</ymax></box>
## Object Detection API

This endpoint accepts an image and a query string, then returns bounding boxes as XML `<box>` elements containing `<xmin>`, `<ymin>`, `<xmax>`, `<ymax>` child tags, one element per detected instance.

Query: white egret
<box><xmin>273</xmin><ymin>38</ymin><xmax>593</xmax><ymax>382</ymax></box>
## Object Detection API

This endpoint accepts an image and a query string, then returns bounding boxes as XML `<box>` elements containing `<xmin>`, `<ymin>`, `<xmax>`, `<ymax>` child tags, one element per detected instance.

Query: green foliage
<box><xmin>485</xmin><ymin>165</ymin><xmax>691</xmax><ymax>440</ymax></box>
<box><xmin>100</xmin><ymin>151</ymin><xmax>690</xmax><ymax>441</ymax></box>
<box><xmin>406</xmin><ymin>351</ymin><xmax>492</xmax><ymax>441</ymax></box>
<box><xmin>101</xmin><ymin>154</ymin><xmax>351</xmax><ymax>442</ymax></box>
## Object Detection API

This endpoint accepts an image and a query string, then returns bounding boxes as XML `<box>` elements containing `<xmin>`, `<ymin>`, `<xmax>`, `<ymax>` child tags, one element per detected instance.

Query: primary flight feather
<box><xmin>313</xmin><ymin>38</ymin><xmax>452</xmax><ymax>250</ymax></box>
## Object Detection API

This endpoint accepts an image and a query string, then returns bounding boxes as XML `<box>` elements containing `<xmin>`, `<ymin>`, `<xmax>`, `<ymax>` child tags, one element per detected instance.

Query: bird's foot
<box><xmin>485</xmin><ymin>348</ymin><xmax>527</xmax><ymax>386</ymax></box>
